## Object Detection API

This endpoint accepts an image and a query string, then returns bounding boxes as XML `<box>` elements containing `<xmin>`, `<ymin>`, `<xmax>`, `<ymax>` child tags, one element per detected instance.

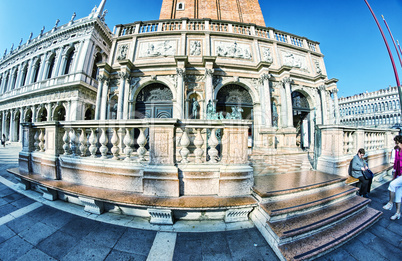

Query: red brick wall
<box><xmin>159</xmin><ymin>0</ymin><xmax>266</xmax><ymax>26</ymax></box>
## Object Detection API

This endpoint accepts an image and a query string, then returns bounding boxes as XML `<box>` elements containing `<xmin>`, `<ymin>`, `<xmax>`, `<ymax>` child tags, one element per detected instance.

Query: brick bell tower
<box><xmin>160</xmin><ymin>0</ymin><xmax>266</xmax><ymax>27</ymax></box>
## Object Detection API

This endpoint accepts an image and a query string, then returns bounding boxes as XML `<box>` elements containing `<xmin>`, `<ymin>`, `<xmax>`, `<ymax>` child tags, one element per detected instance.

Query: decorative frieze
<box><xmin>139</xmin><ymin>40</ymin><xmax>177</xmax><ymax>58</ymax></box>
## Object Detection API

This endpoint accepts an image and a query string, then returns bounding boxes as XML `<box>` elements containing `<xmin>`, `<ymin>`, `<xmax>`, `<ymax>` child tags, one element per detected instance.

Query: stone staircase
<box><xmin>250</xmin><ymin>150</ymin><xmax>312</xmax><ymax>176</ymax></box>
<box><xmin>250</xmin><ymin>171</ymin><xmax>382</xmax><ymax>261</ymax></box>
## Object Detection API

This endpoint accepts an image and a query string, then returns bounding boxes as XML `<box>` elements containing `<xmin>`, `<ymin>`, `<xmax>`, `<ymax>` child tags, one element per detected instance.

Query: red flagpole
<box><xmin>363</xmin><ymin>0</ymin><xmax>402</xmax><ymax>121</ymax></box>
<box><xmin>382</xmin><ymin>15</ymin><xmax>402</xmax><ymax>68</ymax></box>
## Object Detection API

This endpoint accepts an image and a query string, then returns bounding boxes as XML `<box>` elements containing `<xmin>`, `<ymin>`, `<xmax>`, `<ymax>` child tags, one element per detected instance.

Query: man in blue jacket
<box><xmin>351</xmin><ymin>148</ymin><xmax>370</xmax><ymax>198</ymax></box>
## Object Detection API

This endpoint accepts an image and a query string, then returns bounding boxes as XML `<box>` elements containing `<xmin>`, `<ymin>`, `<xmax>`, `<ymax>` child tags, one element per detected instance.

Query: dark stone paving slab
<box><xmin>0</xmin><ymin>225</ymin><xmax>16</xmax><ymax>244</ymax></box>
<box><xmin>10</xmin><ymin>196</ymin><xmax>35</xmax><ymax>208</ymax></box>
<box><xmin>59</xmin><ymin>216</ymin><xmax>99</xmax><ymax>239</ymax></box>
<box><xmin>6</xmin><ymin>213</ymin><xmax>41</xmax><ymax>234</ymax></box>
<box><xmin>60</xmin><ymin>239</ymin><xmax>112</xmax><ymax>261</ymax></box>
<box><xmin>15</xmin><ymin>248</ymin><xmax>57</xmax><ymax>261</ymax></box>
<box><xmin>113</xmin><ymin>228</ymin><xmax>156</xmax><ymax>256</ymax></box>
<box><xmin>18</xmin><ymin>221</ymin><xmax>59</xmax><ymax>245</ymax></box>
<box><xmin>81</xmin><ymin>222</ymin><xmax>127</xmax><ymax>248</ymax></box>
<box><xmin>0</xmin><ymin>235</ymin><xmax>33</xmax><ymax>261</ymax></box>
<box><xmin>37</xmin><ymin>230</ymin><xmax>80</xmax><ymax>260</ymax></box>
<box><xmin>105</xmin><ymin>249</ymin><xmax>147</xmax><ymax>261</ymax></box>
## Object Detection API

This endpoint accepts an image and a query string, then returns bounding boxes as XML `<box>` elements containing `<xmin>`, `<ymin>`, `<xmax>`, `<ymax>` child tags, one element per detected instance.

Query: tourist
<box><xmin>383</xmin><ymin>135</ymin><xmax>402</xmax><ymax>220</ymax></box>
<box><xmin>350</xmin><ymin>148</ymin><xmax>370</xmax><ymax>197</ymax></box>
<box><xmin>1</xmin><ymin>134</ymin><xmax>5</xmax><ymax>147</ymax></box>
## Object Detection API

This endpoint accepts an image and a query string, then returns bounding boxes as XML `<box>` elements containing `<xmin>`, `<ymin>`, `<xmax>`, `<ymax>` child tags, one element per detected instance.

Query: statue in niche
<box><xmin>190</xmin><ymin>41</ymin><xmax>201</xmax><ymax>56</ymax></box>
<box><xmin>206</xmin><ymin>100</ymin><xmax>218</xmax><ymax>119</ymax></box>
<box><xmin>191</xmin><ymin>98</ymin><xmax>199</xmax><ymax>119</ymax></box>
<box><xmin>272</xmin><ymin>101</ymin><xmax>278</xmax><ymax>127</ymax></box>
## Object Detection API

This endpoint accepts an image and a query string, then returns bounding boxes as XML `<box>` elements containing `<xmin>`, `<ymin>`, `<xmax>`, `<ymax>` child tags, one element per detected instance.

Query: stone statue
<box><xmin>70</xmin><ymin>12</ymin><xmax>76</xmax><ymax>22</ymax></box>
<box><xmin>40</xmin><ymin>26</ymin><xmax>45</xmax><ymax>36</ymax></box>
<box><xmin>3</xmin><ymin>49</ymin><xmax>6</xmax><ymax>57</ymax></box>
<box><xmin>10</xmin><ymin>44</ymin><xmax>14</xmax><ymax>52</ymax></box>
<box><xmin>53</xmin><ymin>19</ymin><xmax>60</xmax><ymax>30</ymax></box>
<box><xmin>19</xmin><ymin>38</ymin><xmax>23</xmax><ymax>47</ymax></box>
<box><xmin>101</xmin><ymin>10</ymin><xmax>108</xmax><ymax>21</ymax></box>
<box><xmin>28</xmin><ymin>32</ymin><xmax>33</xmax><ymax>42</ymax></box>
<box><xmin>191</xmin><ymin>98</ymin><xmax>199</xmax><ymax>119</ymax></box>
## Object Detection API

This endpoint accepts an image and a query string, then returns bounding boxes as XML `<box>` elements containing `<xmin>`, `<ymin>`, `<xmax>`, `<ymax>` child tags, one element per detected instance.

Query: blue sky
<box><xmin>1</xmin><ymin>0</ymin><xmax>402</xmax><ymax>98</ymax></box>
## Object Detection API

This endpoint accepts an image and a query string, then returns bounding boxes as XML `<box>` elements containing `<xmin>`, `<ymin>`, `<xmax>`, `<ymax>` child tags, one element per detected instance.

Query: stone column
<box><xmin>0</xmin><ymin>73</ymin><xmax>5</xmax><ymax>93</ymax></box>
<box><xmin>261</xmin><ymin>73</ymin><xmax>272</xmax><ymax>127</ymax></box>
<box><xmin>95</xmin><ymin>75</ymin><xmax>106</xmax><ymax>120</ymax></box>
<box><xmin>37</xmin><ymin>54</ymin><xmax>46</xmax><ymax>81</ymax></box>
<box><xmin>19</xmin><ymin>107</ymin><xmax>24</xmax><ymax>142</ymax></box>
<box><xmin>283</xmin><ymin>77</ymin><xmax>294</xmax><ymax>128</ymax></box>
<box><xmin>46</xmin><ymin>103</ymin><xmax>52</xmax><ymax>121</ymax></box>
<box><xmin>53</xmin><ymin>48</ymin><xmax>63</xmax><ymax>78</ymax></box>
<box><xmin>9</xmin><ymin>110</ymin><xmax>14</xmax><ymax>141</ymax></box>
<box><xmin>127</xmin><ymin>77</ymin><xmax>139</xmax><ymax>119</ymax></box>
<box><xmin>332</xmin><ymin>88</ymin><xmax>340</xmax><ymax>124</ymax></box>
<box><xmin>15</xmin><ymin>63</ymin><xmax>23</xmax><ymax>88</ymax></box>
<box><xmin>117</xmin><ymin>72</ymin><xmax>129</xmax><ymax>120</ymax></box>
<box><xmin>32</xmin><ymin>105</ymin><xmax>37</xmax><ymax>123</ymax></box>
<box><xmin>204</xmin><ymin>68</ymin><xmax>214</xmax><ymax>118</ymax></box>
<box><xmin>176</xmin><ymin>68</ymin><xmax>186</xmax><ymax>119</ymax></box>
<box><xmin>100</xmin><ymin>77</ymin><xmax>110</xmax><ymax>120</ymax></box>
<box><xmin>1</xmin><ymin>111</ymin><xmax>5</xmax><ymax>136</ymax></box>
<box><xmin>319</xmin><ymin>85</ymin><xmax>328</xmax><ymax>125</ymax></box>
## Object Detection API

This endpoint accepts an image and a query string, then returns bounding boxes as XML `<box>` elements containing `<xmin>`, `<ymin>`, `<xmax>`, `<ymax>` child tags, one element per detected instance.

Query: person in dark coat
<box><xmin>351</xmin><ymin>148</ymin><xmax>370</xmax><ymax>197</ymax></box>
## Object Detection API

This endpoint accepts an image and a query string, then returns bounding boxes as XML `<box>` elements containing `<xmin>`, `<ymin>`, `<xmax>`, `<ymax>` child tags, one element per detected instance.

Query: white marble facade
<box><xmin>0</xmin><ymin>2</ymin><xmax>111</xmax><ymax>142</ymax></box>
<box><xmin>339</xmin><ymin>86</ymin><xmax>401</xmax><ymax>128</ymax></box>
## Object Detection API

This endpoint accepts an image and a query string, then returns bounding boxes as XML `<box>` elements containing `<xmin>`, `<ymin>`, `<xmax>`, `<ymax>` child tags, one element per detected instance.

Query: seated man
<box><xmin>350</xmin><ymin>148</ymin><xmax>371</xmax><ymax>198</ymax></box>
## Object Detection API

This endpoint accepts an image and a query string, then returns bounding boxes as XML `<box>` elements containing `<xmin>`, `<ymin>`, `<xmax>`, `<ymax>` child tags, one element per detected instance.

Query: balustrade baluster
<box><xmin>99</xmin><ymin>128</ymin><xmax>109</xmax><ymax>159</ymax></box>
<box><xmin>137</xmin><ymin>127</ymin><xmax>147</xmax><ymax>162</ymax></box>
<box><xmin>88</xmin><ymin>128</ymin><xmax>98</xmax><ymax>158</ymax></box>
<box><xmin>38</xmin><ymin>129</ymin><xmax>45</xmax><ymax>152</ymax></box>
<box><xmin>79</xmin><ymin>128</ymin><xmax>88</xmax><ymax>157</ymax></box>
<box><xmin>62</xmin><ymin>129</ymin><xmax>70</xmax><ymax>155</ymax></box>
<box><xmin>180</xmin><ymin>128</ymin><xmax>191</xmax><ymax>163</ymax></box>
<box><xmin>208</xmin><ymin>128</ymin><xmax>219</xmax><ymax>163</ymax></box>
<box><xmin>34</xmin><ymin>130</ymin><xmax>40</xmax><ymax>151</ymax></box>
<box><xmin>123</xmin><ymin>128</ymin><xmax>134</xmax><ymax>161</ymax></box>
<box><xmin>69</xmin><ymin>128</ymin><xmax>77</xmax><ymax>156</ymax></box>
<box><xmin>194</xmin><ymin>128</ymin><xmax>204</xmax><ymax>163</ymax></box>
<box><xmin>111</xmin><ymin>128</ymin><xmax>120</xmax><ymax>160</ymax></box>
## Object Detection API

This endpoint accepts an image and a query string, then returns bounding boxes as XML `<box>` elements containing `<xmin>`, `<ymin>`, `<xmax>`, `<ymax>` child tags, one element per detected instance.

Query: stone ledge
<box><xmin>7</xmin><ymin>168</ymin><xmax>257</xmax><ymax>210</ymax></box>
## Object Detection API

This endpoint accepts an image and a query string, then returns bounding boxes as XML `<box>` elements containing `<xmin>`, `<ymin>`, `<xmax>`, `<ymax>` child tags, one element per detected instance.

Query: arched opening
<box><xmin>91</xmin><ymin>53</ymin><xmax>102</xmax><ymax>79</ymax></box>
<box><xmin>292</xmin><ymin>91</ymin><xmax>311</xmax><ymax>149</ymax></box>
<box><xmin>216</xmin><ymin>84</ymin><xmax>253</xmax><ymax>120</ymax></box>
<box><xmin>21</xmin><ymin>65</ymin><xmax>28</xmax><ymax>86</ymax></box>
<box><xmin>64</xmin><ymin>49</ymin><xmax>75</xmax><ymax>75</ymax></box>
<box><xmin>47</xmin><ymin>55</ymin><xmax>56</xmax><ymax>79</ymax></box>
<box><xmin>38</xmin><ymin>107</ymin><xmax>48</xmax><ymax>122</ymax></box>
<box><xmin>33</xmin><ymin>60</ymin><xmax>41</xmax><ymax>83</ymax></box>
<box><xmin>25</xmin><ymin>109</ymin><xmax>32</xmax><ymax>123</ymax></box>
<box><xmin>85</xmin><ymin>107</ymin><xmax>95</xmax><ymax>120</ymax></box>
<box><xmin>216</xmin><ymin>84</ymin><xmax>254</xmax><ymax>147</ymax></box>
<box><xmin>53</xmin><ymin>106</ymin><xmax>66</xmax><ymax>121</ymax></box>
<box><xmin>11</xmin><ymin>69</ymin><xmax>18</xmax><ymax>90</ymax></box>
<box><xmin>135</xmin><ymin>83</ymin><xmax>173</xmax><ymax>119</ymax></box>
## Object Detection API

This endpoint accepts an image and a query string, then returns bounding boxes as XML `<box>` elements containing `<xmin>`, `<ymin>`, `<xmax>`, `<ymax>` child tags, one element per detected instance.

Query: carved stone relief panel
<box><xmin>215</xmin><ymin>41</ymin><xmax>252</xmax><ymax>60</ymax></box>
<box><xmin>261</xmin><ymin>47</ymin><xmax>273</xmax><ymax>63</ymax></box>
<box><xmin>281</xmin><ymin>50</ymin><xmax>309</xmax><ymax>72</ymax></box>
<box><xmin>138</xmin><ymin>40</ymin><xmax>177</xmax><ymax>58</ymax></box>
<box><xmin>189</xmin><ymin>40</ymin><xmax>202</xmax><ymax>56</ymax></box>
<box><xmin>116</xmin><ymin>44</ymin><xmax>129</xmax><ymax>60</ymax></box>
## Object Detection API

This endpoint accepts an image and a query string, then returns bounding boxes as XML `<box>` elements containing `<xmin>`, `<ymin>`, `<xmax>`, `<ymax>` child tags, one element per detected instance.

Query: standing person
<box><xmin>383</xmin><ymin>135</ymin><xmax>402</xmax><ymax>220</ymax></box>
<box><xmin>1</xmin><ymin>134</ymin><xmax>5</xmax><ymax>147</ymax></box>
<box><xmin>351</xmin><ymin>148</ymin><xmax>370</xmax><ymax>198</ymax></box>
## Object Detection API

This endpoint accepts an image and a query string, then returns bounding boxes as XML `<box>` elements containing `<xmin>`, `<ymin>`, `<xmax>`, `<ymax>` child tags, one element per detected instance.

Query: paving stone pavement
<box><xmin>0</xmin><ymin>144</ymin><xmax>400</xmax><ymax>261</ymax></box>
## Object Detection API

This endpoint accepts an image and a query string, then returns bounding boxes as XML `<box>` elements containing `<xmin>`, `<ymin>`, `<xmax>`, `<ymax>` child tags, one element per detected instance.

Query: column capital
<box><xmin>97</xmin><ymin>74</ymin><xmax>109</xmax><ymax>84</ymax></box>
<box><xmin>318</xmin><ymin>85</ymin><xmax>326</xmax><ymax>92</ymax></box>
<box><xmin>176</xmin><ymin>68</ymin><xmax>186</xmax><ymax>77</ymax></box>
<box><xmin>118</xmin><ymin>72</ymin><xmax>130</xmax><ymax>81</ymax></box>
<box><xmin>204</xmin><ymin>68</ymin><xmax>214</xmax><ymax>77</ymax></box>
<box><xmin>282</xmin><ymin>77</ymin><xmax>293</xmax><ymax>85</ymax></box>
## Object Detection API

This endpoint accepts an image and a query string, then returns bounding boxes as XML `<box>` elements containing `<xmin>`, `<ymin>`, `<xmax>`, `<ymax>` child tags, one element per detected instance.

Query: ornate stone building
<box><xmin>5</xmin><ymin>1</ymin><xmax>398</xmax><ymax>260</ymax></box>
<box><xmin>339</xmin><ymin>86</ymin><xmax>401</xmax><ymax>128</ymax></box>
<box><xmin>0</xmin><ymin>1</ymin><xmax>111</xmax><ymax>142</ymax></box>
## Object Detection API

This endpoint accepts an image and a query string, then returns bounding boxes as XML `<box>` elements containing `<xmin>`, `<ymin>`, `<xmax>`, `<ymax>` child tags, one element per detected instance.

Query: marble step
<box><xmin>278</xmin><ymin>207</ymin><xmax>382</xmax><ymax>261</ymax></box>
<box><xmin>268</xmin><ymin>196</ymin><xmax>370</xmax><ymax>244</ymax></box>
<box><xmin>253</xmin><ymin>171</ymin><xmax>346</xmax><ymax>200</ymax></box>
<box><xmin>260</xmin><ymin>185</ymin><xmax>358</xmax><ymax>221</ymax></box>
